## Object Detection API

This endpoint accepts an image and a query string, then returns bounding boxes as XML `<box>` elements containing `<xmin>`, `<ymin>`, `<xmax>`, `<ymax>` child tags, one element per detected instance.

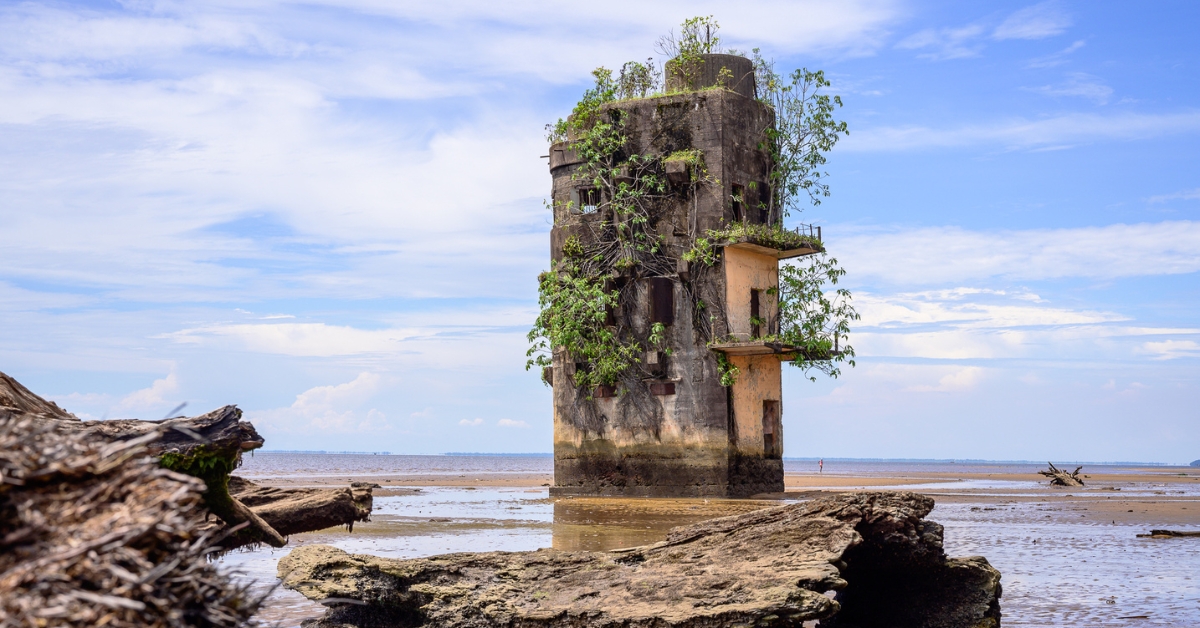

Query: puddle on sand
<box><xmin>552</xmin><ymin>497</ymin><xmax>777</xmax><ymax>551</ymax></box>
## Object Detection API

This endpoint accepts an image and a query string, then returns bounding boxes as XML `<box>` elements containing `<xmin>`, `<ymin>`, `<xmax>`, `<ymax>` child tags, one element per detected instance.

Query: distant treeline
<box><xmin>783</xmin><ymin>457</ymin><xmax>1173</xmax><ymax>466</ymax></box>
<box><xmin>443</xmin><ymin>452</ymin><xmax>553</xmax><ymax>457</ymax></box>
<box><xmin>258</xmin><ymin>450</ymin><xmax>392</xmax><ymax>455</ymax></box>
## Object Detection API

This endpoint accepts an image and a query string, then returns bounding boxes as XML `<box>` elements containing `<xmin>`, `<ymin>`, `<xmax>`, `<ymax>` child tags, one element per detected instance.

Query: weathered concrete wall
<box><xmin>728</xmin><ymin>354</ymin><xmax>782</xmax><ymax>455</ymax></box>
<box><xmin>723</xmin><ymin>246</ymin><xmax>779</xmax><ymax>340</ymax></box>
<box><xmin>547</xmin><ymin>75</ymin><xmax>784</xmax><ymax>497</ymax></box>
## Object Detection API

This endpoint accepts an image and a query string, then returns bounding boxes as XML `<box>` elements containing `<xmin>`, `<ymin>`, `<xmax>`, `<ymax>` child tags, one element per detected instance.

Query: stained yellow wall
<box><xmin>723</xmin><ymin>246</ymin><xmax>778</xmax><ymax>340</ymax></box>
<box><xmin>728</xmin><ymin>354</ymin><xmax>782</xmax><ymax>455</ymax></box>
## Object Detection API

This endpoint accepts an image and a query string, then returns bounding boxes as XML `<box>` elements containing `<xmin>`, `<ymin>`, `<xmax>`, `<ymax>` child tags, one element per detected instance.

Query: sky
<box><xmin>1</xmin><ymin>0</ymin><xmax>1197</xmax><ymax>463</ymax></box>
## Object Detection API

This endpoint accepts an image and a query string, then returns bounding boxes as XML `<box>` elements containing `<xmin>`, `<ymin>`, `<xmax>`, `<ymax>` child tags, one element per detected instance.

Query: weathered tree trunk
<box><xmin>0</xmin><ymin>411</ymin><xmax>262</xmax><ymax>626</ymax></box>
<box><xmin>1039</xmin><ymin>462</ymin><xmax>1084</xmax><ymax>487</ymax></box>
<box><xmin>0</xmin><ymin>370</ymin><xmax>372</xmax><ymax>550</ymax></box>
<box><xmin>228</xmin><ymin>477</ymin><xmax>375</xmax><ymax>537</ymax></box>
<box><xmin>1137</xmin><ymin>529</ymin><xmax>1200</xmax><ymax>538</ymax></box>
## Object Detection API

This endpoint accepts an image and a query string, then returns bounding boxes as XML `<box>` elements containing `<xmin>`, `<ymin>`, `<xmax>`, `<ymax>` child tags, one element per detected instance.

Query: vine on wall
<box><xmin>528</xmin><ymin>17</ymin><xmax>859</xmax><ymax>398</ymax></box>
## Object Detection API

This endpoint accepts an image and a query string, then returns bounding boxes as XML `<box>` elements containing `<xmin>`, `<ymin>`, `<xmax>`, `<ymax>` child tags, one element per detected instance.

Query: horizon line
<box><xmin>253</xmin><ymin>451</ymin><xmax>1188</xmax><ymax>466</ymax></box>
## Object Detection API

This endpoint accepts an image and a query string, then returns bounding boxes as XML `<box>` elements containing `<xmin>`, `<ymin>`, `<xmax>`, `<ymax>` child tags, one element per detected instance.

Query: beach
<box><xmin>223</xmin><ymin>454</ymin><xmax>1200</xmax><ymax>627</ymax></box>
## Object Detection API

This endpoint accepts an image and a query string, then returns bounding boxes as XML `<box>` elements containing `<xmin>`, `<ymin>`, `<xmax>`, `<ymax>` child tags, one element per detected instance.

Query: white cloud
<box><xmin>845</xmin><ymin>111</ymin><xmax>1200</xmax><ymax>152</ymax></box>
<box><xmin>1147</xmin><ymin>188</ymin><xmax>1200</xmax><ymax>204</ymax></box>
<box><xmin>906</xmin><ymin>366</ymin><xmax>984</xmax><ymax>392</ymax></box>
<box><xmin>1136</xmin><ymin>340</ymin><xmax>1200</xmax><ymax>360</ymax></box>
<box><xmin>164</xmin><ymin>323</ymin><xmax>422</xmax><ymax>357</ymax></box>
<box><xmin>1025</xmin><ymin>39</ymin><xmax>1085</xmax><ymax>68</ymax></box>
<box><xmin>834</xmin><ymin>221</ymin><xmax>1200</xmax><ymax>284</ymax></box>
<box><xmin>992</xmin><ymin>2</ymin><xmax>1072</xmax><ymax>40</ymax></box>
<box><xmin>843</xmin><ymin>286</ymin><xmax>1199</xmax><ymax>361</ymax></box>
<box><xmin>113</xmin><ymin>371</ymin><xmax>180</xmax><ymax>416</ymax></box>
<box><xmin>854</xmin><ymin>290</ymin><xmax>1125</xmax><ymax>329</ymax></box>
<box><xmin>159</xmin><ymin>313</ymin><xmax>534</xmax><ymax>372</ymax></box>
<box><xmin>459</xmin><ymin>418</ymin><xmax>484</xmax><ymax>426</ymax></box>
<box><xmin>251</xmin><ymin>372</ymin><xmax>388</xmax><ymax>434</ymax></box>
<box><xmin>497</xmin><ymin>418</ymin><xmax>530</xmax><ymax>428</ymax></box>
<box><xmin>894</xmin><ymin>2</ymin><xmax>1071</xmax><ymax>61</ymax></box>
<box><xmin>1025</xmin><ymin>73</ymin><xmax>1113</xmax><ymax>104</ymax></box>
<box><xmin>896</xmin><ymin>24</ymin><xmax>985</xmax><ymax>60</ymax></box>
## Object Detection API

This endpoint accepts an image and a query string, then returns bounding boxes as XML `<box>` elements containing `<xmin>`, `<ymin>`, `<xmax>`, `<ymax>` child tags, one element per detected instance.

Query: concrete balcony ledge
<box><xmin>725</xmin><ymin>240</ymin><xmax>822</xmax><ymax>260</ymax></box>
<box><xmin>708</xmin><ymin>340</ymin><xmax>796</xmax><ymax>356</ymax></box>
<box><xmin>714</xmin><ymin>223</ymin><xmax>825</xmax><ymax>260</ymax></box>
<box><xmin>709</xmin><ymin>340</ymin><xmax>843</xmax><ymax>360</ymax></box>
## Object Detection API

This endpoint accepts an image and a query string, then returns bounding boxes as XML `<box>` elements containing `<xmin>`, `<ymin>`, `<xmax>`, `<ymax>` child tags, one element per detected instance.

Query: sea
<box><xmin>222</xmin><ymin>453</ymin><xmax>1200</xmax><ymax>627</ymax></box>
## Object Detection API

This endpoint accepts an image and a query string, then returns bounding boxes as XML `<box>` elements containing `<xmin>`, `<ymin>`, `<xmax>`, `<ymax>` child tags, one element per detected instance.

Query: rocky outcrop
<box><xmin>279</xmin><ymin>492</ymin><xmax>1001</xmax><ymax>628</ymax></box>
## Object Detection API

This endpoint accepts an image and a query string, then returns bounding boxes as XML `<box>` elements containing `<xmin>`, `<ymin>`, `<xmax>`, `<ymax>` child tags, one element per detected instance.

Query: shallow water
<box><xmin>936</xmin><ymin>502</ymin><xmax>1200</xmax><ymax>626</ymax></box>
<box><xmin>238</xmin><ymin>452</ymin><xmax>553</xmax><ymax>479</ymax></box>
<box><xmin>224</xmin><ymin>455</ymin><xmax>1200</xmax><ymax>627</ymax></box>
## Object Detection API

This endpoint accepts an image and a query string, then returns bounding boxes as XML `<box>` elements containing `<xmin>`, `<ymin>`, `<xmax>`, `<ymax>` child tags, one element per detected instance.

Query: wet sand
<box><xmin>251</xmin><ymin>466</ymin><xmax>1200</xmax><ymax>527</ymax></box>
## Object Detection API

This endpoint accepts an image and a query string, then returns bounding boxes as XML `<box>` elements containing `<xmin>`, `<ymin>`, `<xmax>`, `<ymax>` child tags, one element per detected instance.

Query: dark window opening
<box><xmin>750</xmin><ymin>288</ymin><xmax>761</xmax><ymax>338</ymax></box>
<box><xmin>756</xmin><ymin>181</ymin><xmax>771</xmax><ymax>224</ymax></box>
<box><xmin>650</xmin><ymin>277</ymin><xmax>675</xmax><ymax>325</ymax></box>
<box><xmin>731</xmin><ymin>184</ymin><xmax>744</xmax><ymax>222</ymax></box>
<box><xmin>762</xmin><ymin>400</ymin><xmax>781</xmax><ymax>458</ymax></box>
<box><xmin>649</xmin><ymin>382</ymin><xmax>675</xmax><ymax>396</ymax></box>
<box><xmin>603</xmin><ymin>279</ymin><xmax>617</xmax><ymax>326</ymax></box>
<box><xmin>573</xmin><ymin>187</ymin><xmax>600</xmax><ymax>213</ymax></box>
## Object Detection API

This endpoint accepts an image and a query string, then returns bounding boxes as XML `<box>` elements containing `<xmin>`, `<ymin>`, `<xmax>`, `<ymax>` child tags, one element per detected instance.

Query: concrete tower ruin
<box><xmin>545</xmin><ymin>54</ymin><xmax>824</xmax><ymax>497</ymax></box>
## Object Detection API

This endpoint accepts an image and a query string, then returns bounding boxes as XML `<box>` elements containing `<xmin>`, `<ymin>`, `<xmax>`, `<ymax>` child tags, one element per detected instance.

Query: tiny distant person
<box><xmin>819</xmin><ymin>458</ymin><xmax>824</xmax><ymax>474</ymax></box>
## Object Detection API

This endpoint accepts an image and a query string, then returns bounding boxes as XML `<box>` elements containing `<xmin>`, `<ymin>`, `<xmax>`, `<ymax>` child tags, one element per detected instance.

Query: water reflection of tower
<box><xmin>546</xmin><ymin>54</ymin><xmax>824</xmax><ymax>498</ymax></box>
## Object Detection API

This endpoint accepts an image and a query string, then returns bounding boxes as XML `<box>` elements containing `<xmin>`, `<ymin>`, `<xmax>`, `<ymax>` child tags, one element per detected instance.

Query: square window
<box><xmin>574</xmin><ymin>187</ymin><xmax>600</xmax><ymax>213</ymax></box>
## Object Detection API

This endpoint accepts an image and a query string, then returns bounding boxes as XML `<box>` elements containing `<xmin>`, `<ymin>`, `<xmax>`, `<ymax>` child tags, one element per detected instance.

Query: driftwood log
<box><xmin>1137</xmin><ymin>529</ymin><xmax>1200</xmax><ymax>538</ymax></box>
<box><xmin>1038</xmin><ymin>462</ymin><xmax>1084</xmax><ymax>487</ymax></box>
<box><xmin>0</xmin><ymin>370</ymin><xmax>371</xmax><ymax>550</ymax></box>
<box><xmin>280</xmin><ymin>492</ymin><xmax>1002</xmax><ymax>628</ymax></box>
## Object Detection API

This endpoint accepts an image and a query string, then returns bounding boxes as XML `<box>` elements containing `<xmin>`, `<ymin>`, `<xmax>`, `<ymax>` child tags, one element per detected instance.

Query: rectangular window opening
<box><xmin>649</xmin><ymin>277</ymin><xmax>675</xmax><ymax>325</ymax></box>
<box><xmin>750</xmin><ymin>288</ymin><xmax>761</xmax><ymax>338</ymax></box>
<box><xmin>649</xmin><ymin>381</ymin><xmax>675</xmax><ymax>396</ymax></box>
<box><xmin>731</xmin><ymin>184</ymin><xmax>744</xmax><ymax>222</ymax></box>
<box><xmin>756</xmin><ymin>181</ymin><xmax>771</xmax><ymax>224</ymax></box>
<box><xmin>603</xmin><ymin>279</ymin><xmax>617</xmax><ymax>326</ymax></box>
<box><xmin>762</xmin><ymin>400</ymin><xmax>781</xmax><ymax>458</ymax></box>
<box><xmin>578</xmin><ymin>187</ymin><xmax>600</xmax><ymax>213</ymax></box>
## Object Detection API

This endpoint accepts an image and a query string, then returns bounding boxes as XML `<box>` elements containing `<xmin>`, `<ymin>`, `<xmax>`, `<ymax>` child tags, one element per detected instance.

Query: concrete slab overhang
<box><xmin>723</xmin><ymin>241</ymin><xmax>823</xmax><ymax>260</ymax></box>
<box><xmin>709</xmin><ymin>341</ymin><xmax>842</xmax><ymax>361</ymax></box>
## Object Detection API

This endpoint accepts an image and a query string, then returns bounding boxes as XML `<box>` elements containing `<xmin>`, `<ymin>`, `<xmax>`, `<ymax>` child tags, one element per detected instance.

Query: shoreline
<box><xmin>239</xmin><ymin>467</ymin><xmax>1200</xmax><ymax>527</ymax></box>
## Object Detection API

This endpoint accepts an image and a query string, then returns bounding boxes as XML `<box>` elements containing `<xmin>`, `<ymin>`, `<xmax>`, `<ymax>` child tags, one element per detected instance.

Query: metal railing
<box><xmin>793</xmin><ymin>223</ymin><xmax>822</xmax><ymax>241</ymax></box>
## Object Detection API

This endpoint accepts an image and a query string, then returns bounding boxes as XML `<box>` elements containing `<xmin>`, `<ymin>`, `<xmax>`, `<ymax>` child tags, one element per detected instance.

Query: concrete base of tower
<box><xmin>727</xmin><ymin>455</ymin><xmax>785</xmax><ymax>497</ymax></box>
<box><xmin>551</xmin><ymin>453</ymin><xmax>783</xmax><ymax>498</ymax></box>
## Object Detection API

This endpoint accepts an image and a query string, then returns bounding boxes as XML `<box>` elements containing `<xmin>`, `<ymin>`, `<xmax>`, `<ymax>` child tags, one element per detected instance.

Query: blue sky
<box><xmin>1</xmin><ymin>1</ymin><xmax>1197</xmax><ymax>463</ymax></box>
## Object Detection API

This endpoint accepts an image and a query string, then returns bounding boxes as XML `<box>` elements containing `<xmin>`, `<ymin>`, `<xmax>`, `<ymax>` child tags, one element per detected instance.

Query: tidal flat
<box><xmin>223</xmin><ymin>454</ymin><xmax>1200</xmax><ymax>627</ymax></box>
